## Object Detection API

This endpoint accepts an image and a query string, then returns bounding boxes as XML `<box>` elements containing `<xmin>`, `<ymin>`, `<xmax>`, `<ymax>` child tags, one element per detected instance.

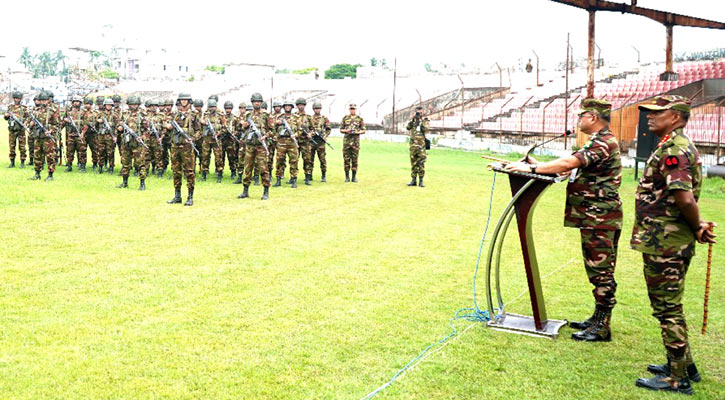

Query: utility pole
<box><xmin>392</xmin><ymin>57</ymin><xmax>397</xmax><ymax>134</ymax></box>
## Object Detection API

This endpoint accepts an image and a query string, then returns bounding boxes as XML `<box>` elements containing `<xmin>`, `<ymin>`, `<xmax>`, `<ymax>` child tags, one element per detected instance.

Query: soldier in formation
<box><xmin>273</xmin><ymin>99</ymin><xmax>300</xmax><ymax>188</ymax></box>
<box><xmin>166</xmin><ymin>93</ymin><xmax>199</xmax><ymax>206</ymax></box>
<box><xmin>221</xmin><ymin>101</ymin><xmax>239</xmax><ymax>182</ymax></box>
<box><xmin>63</xmin><ymin>96</ymin><xmax>87</xmax><ymax>172</ymax></box>
<box><xmin>4</xmin><ymin>91</ymin><xmax>28</xmax><ymax>168</ymax></box>
<box><xmin>116</xmin><ymin>96</ymin><xmax>150</xmax><ymax>190</ymax></box>
<box><xmin>27</xmin><ymin>91</ymin><xmax>60</xmax><ymax>181</ymax></box>
<box><xmin>238</xmin><ymin>92</ymin><xmax>271</xmax><ymax>200</ymax></box>
<box><xmin>310</xmin><ymin>101</ymin><xmax>331</xmax><ymax>182</ymax></box>
<box><xmin>340</xmin><ymin>103</ymin><xmax>366</xmax><ymax>182</ymax></box>
<box><xmin>96</xmin><ymin>99</ymin><xmax>117</xmax><ymax>174</ymax></box>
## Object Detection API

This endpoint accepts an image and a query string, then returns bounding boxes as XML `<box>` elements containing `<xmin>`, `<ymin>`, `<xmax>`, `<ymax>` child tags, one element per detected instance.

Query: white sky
<box><xmin>2</xmin><ymin>0</ymin><xmax>725</xmax><ymax>72</ymax></box>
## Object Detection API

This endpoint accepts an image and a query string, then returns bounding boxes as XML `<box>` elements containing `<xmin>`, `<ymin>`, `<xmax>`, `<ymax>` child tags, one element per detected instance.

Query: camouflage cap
<box><xmin>577</xmin><ymin>98</ymin><xmax>611</xmax><ymax>118</ymax></box>
<box><xmin>349</xmin><ymin>103</ymin><xmax>357</xmax><ymax>109</ymax></box>
<box><xmin>638</xmin><ymin>95</ymin><xmax>691</xmax><ymax>114</ymax></box>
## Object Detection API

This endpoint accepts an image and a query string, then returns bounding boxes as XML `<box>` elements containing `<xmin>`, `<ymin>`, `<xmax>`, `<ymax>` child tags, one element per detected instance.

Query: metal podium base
<box><xmin>487</xmin><ymin>313</ymin><xmax>568</xmax><ymax>339</ymax></box>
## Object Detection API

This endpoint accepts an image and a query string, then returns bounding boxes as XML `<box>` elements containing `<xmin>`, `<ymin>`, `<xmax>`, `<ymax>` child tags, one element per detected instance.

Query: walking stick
<box><xmin>701</xmin><ymin>237</ymin><xmax>713</xmax><ymax>335</ymax></box>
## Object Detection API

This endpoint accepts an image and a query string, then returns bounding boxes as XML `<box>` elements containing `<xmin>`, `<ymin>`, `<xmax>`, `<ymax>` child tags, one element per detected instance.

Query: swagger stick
<box><xmin>702</xmin><ymin>238</ymin><xmax>713</xmax><ymax>335</ymax></box>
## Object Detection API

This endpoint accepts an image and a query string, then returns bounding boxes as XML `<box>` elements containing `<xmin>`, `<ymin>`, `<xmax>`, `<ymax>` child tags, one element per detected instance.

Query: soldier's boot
<box><xmin>92</xmin><ymin>164</ymin><xmax>97</xmax><ymax>171</ymax></box>
<box><xmin>65</xmin><ymin>164</ymin><xmax>72</xmax><ymax>172</ymax></box>
<box><xmin>304</xmin><ymin>174</ymin><xmax>311</xmax><ymax>186</ymax></box>
<box><xmin>108</xmin><ymin>166</ymin><xmax>115</xmax><ymax>175</ymax></box>
<box><xmin>230</xmin><ymin>170</ymin><xmax>237</xmax><ymax>179</ymax></box>
<box><xmin>351</xmin><ymin>171</ymin><xmax>358</xmax><ymax>183</ymax></box>
<box><xmin>571</xmin><ymin>309</ymin><xmax>611</xmax><ymax>342</ymax></box>
<box><xmin>133</xmin><ymin>167</ymin><xmax>139</xmax><ymax>177</ymax></box>
<box><xmin>184</xmin><ymin>189</ymin><xmax>194</xmax><ymax>206</ymax></box>
<box><xmin>30</xmin><ymin>171</ymin><xmax>41</xmax><ymax>180</ymax></box>
<box><xmin>273</xmin><ymin>177</ymin><xmax>282</xmax><ymax>187</ymax></box>
<box><xmin>98</xmin><ymin>165</ymin><xmax>104</xmax><ymax>174</ymax></box>
<box><xmin>648</xmin><ymin>361</ymin><xmax>701</xmax><ymax>383</ymax></box>
<box><xmin>139</xmin><ymin>179</ymin><xmax>146</xmax><ymax>191</ymax></box>
<box><xmin>569</xmin><ymin>309</ymin><xmax>596</xmax><ymax>330</ymax></box>
<box><xmin>44</xmin><ymin>172</ymin><xmax>53</xmax><ymax>182</ymax></box>
<box><xmin>407</xmin><ymin>175</ymin><xmax>417</xmax><ymax>186</ymax></box>
<box><xmin>309</xmin><ymin>173</ymin><xmax>313</xmax><ymax>182</ymax></box>
<box><xmin>216</xmin><ymin>172</ymin><xmax>222</xmax><ymax>183</ymax></box>
<box><xmin>201</xmin><ymin>171</ymin><xmax>207</xmax><ymax>181</ymax></box>
<box><xmin>635</xmin><ymin>376</ymin><xmax>693</xmax><ymax>395</ymax></box>
<box><xmin>167</xmin><ymin>188</ymin><xmax>182</xmax><ymax>204</ymax></box>
<box><xmin>291</xmin><ymin>177</ymin><xmax>297</xmax><ymax>189</ymax></box>
<box><xmin>238</xmin><ymin>185</ymin><xmax>250</xmax><ymax>199</ymax></box>
<box><xmin>80</xmin><ymin>164</ymin><xmax>86</xmax><ymax>173</ymax></box>
<box><xmin>286</xmin><ymin>177</ymin><xmax>294</xmax><ymax>184</ymax></box>
<box><xmin>261</xmin><ymin>186</ymin><xmax>269</xmax><ymax>200</ymax></box>
<box><xmin>321</xmin><ymin>171</ymin><xmax>326</xmax><ymax>183</ymax></box>
<box><xmin>20</xmin><ymin>160</ymin><xmax>25</xmax><ymax>169</ymax></box>
<box><xmin>345</xmin><ymin>170</ymin><xmax>350</xmax><ymax>182</ymax></box>
<box><xmin>8</xmin><ymin>159</ymin><xmax>15</xmax><ymax>168</ymax></box>
<box><xmin>233</xmin><ymin>174</ymin><xmax>243</xmax><ymax>184</ymax></box>
<box><xmin>158</xmin><ymin>168</ymin><xmax>165</xmax><ymax>178</ymax></box>
<box><xmin>116</xmin><ymin>176</ymin><xmax>129</xmax><ymax>189</ymax></box>
<box><xmin>418</xmin><ymin>177</ymin><xmax>425</xmax><ymax>187</ymax></box>
<box><xmin>253</xmin><ymin>174</ymin><xmax>260</xmax><ymax>186</ymax></box>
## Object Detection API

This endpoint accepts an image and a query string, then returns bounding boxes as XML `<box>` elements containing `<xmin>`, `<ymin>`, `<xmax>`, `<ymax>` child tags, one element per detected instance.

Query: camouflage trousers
<box><xmin>194</xmin><ymin>138</ymin><xmax>204</xmax><ymax>170</ymax></box>
<box><xmin>580</xmin><ymin>229</ymin><xmax>620</xmax><ymax>312</ymax></box>
<box><xmin>170</xmin><ymin>142</ymin><xmax>195</xmax><ymax>190</ymax></box>
<box><xmin>8</xmin><ymin>129</ymin><xmax>27</xmax><ymax>161</ymax></box>
<box><xmin>243</xmin><ymin>144</ymin><xmax>270</xmax><ymax>187</ymax></box>
<box><xmin>267</xmin><ymin>139</ymin><xmax>277</xmax><ymax>177</ymax></box>
<box><xmin>121</xmin><ymin>143</ymin><xmax>148</xmax><ymax>179</ymax></box>
<box><xmin>643</xmin><ymin>250</ymin><xmax>694</xmax><ymax>380</ymax></box>
<box><xmin>410</xmin><ymin>144</ymin><xmax>427</xmax><ymax>178</ymax></box>
<box><xmin>146</xmin><ymin>136</ymin><xmax>163</xmax><ymax>172</ymax></box>
<box><xmin>201</xmin><ymin>136</ymin><xmax>223</xmax><ymax>174</ymax></box>
<box><xmin>276</xmin><ymin>137</ymin><xmax>299</xmax><ymax>178</ymax></box>
<box><xmin>311</xmin><ymin>141</ymin><xmax>327</xmax><ymax>174</ymax></box>
<box><xmin>27</xmin><ymin>136</ymin><xmax>35</xmax><ymax>161</ymax></box>
<box><xmin>343</xmin><ymin>135</ymin><xmax>360</xmax><ymax>172</ymax></box>
<box><xmin>161</xmin><ymin>135</ymin><xmax>171</xmax><ymax>170</ymax></box>
<box><xmin>86</xmin><ymin>132</ymin><xmax>98</xmax><ymax>167</ymax></box>
<box><xmin>34</xmin><ymin>136</ymin><xmax>56</xmax><ymax>173</ymax></box>
<box><xmin>298</xmin><ymin>138</ymin><xmax>314</xmax><ymax>175</ymax></box>
<box><xmin>220</xmin><ymin>136</ymin><xmax>237</xmax><ymax>174</ymax></box>
<box><xmin>66</xmin><ymin>134</ymin><xmax>87</xmax><ymax>165</ymax></box>
<box><xmin>97</xmin><ymin>134</ymin><xmax>116</xmax><ymax>168</ymax></box>
<box><xmin>236</xmin><ymin>141</ymin><xmax>247</xmax><ymax>177</ymax></box>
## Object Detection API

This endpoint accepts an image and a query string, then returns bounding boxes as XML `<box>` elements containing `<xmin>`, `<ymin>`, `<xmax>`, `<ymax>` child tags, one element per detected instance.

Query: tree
<box><xmin>324</xmin><ymin>63</ymin><xmax>362</xmax><ymax>79</ymax></box>
<box><xmin>424</xmin><ymin>63</ymin><xmax>433</xmax><ymax>73</ymax></box>
<box><xmin>205</xmin><ymin>65</ymin><xmax>225</xmax><ymax>74</ymax></box>
<box><xmin>370</xmin><ymin>57</ymin><xmax>378</xmax><ymax>67</ymax></box>
<box><xmin>292</xmin><ymin>67</ymin><xmax>318</xmax><ymax>75</ymax></box>
<box><xmin>18</xmin><ymin>47</ymin><xmax>33</xmax><ymax>70</ymax></box>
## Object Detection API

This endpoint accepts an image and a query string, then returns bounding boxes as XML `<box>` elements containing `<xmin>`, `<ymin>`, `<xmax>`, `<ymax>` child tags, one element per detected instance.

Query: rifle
<box><xmin>68</xmin><ymin>114</ymin><xmax>84</xmax><ymax>144</ymax></box>
<box><xmin>149</xmin><ymin>119</ymin><xmax>163</xmax><ymax>146</ymax></box>
<box><xmin>247</xmin><ymin>117</ymin><xmax>269</xmax><ymax>155</ymax></box>
<box><xmin>31</xmin><ymin>111</ymin><xmax>61</xmax><ymax>160</ymax></box>
<box><xmin>171</xmin><ymin>118</ymin><xmax>200</xmax><ymax>156</ymax></box>
<box><xmin>303</xmin><ymin>125</ymin><xmax>334</xmax><ymax>150</ymax></box>
<box><xmin>281</xmin><ymin>117</ymin><xmax>299</xmax><ymax>147</ymax></box>
<box><xmin>121</xmin><ymin>122</ymin><xmax>150</xmax><ymax>150</ymax></box>
<box><xmin>205</xmin><ymin>117</ymin><xmax>221</xmax><ymax>147</ymax></box>
<box><xmin>8</xmin><ymin>112</ymin><xmax>27</xmax><ymax>131</ymax></box>
<box><xmin>225</xmin><ymin>121</ymin><xmax>241</xmax><ymax>144</ymax></box>
<box><xmin>100</xmin><ymin>115</ymin><xmax>116</xmax><ymax>140</ymax></box>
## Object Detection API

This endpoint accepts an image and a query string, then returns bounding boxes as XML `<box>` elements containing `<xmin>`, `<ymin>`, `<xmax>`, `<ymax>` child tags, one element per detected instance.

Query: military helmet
<box><xmin>11</xmin><ymin>91</ymin><xmax>22</xmax><ymax>99</ymax></box>
<box><xmin>96</xmin><ymin>96</ymin><xmax>105</xmax><ymax>104</ymax></box>
<box><xmin>193</xmin><ymin>99</ymin><xmax>203</xmax><ymax>107</ymax></box>
<box><xmin>112</xmin><ymin>94</ymin><xmax>122</xmax><ymax>102</ymax></box>
<box><xmin>250</xmin><ymin>92</ymin><xmax>263</xmax><ymax>102</ymax></box>
<box><xmin>127</xmin><ymin>95</ymin><xmax>141</xmax><ymax>105</ymax></box>
<box><xmin>295</xmin><ymin>97</ymin><xmax>307</xmax><ymax>105</ymax></box>
<box><xmin>273</xmin><ymin>101</ymin><xmax>282</xmax><ymax>108</ymax></box>
<box><xmin>37</xmin><ymin>92</ymin><xmax>49</xmax><ymax>100</ymax></box>
<box><xmin>207</xmin><ymin>99</ymin><xmax>218</xmax><ymax>108</ymax></box>
<box><xmin>238</xmin><ymin>102</ymin><xmax>247</xmax><ymax>109</ymax></box>
<box><xmin>312</xmin><ymin>102</ymin><xmax>322</xmax><ymax>109</ymax></box>
<box><xmin>71</xmin><ymin>95</ymin><xmax>83</xmax><ymax>103</ymax></box>
<box><xmin>224</xmin><ymin>100</ymin><xmax>233</xmax><ymax>109</ymax></box>
<box><xmin>46</xmin><ymin>90</ymin><xmax>54</xmax><ymax>98</ymax></box>
<box><xmin>149</xmin><ymin>99</ymin><xmax>158</xmax><ymax>107</ymax></box>
<box><xmin>103</xmin><ymin>98</ymin><xmax>114</xmax><ymax>106</ymax></box>
<box><xmin>208</xmin><ymin>94</ymin><xmax>219</xmax><ymax>101</ymax></box>
<box><xmin>84</xmin><ymin>97</ymin><xmax>93</xmax><ymax>105</ymax></box>
<box><xmin>178</xmin><ymin>92</ymin><xmax>193</xmax><ymax>101</ymax></box>
<box><xmin>282</xmin><ymin>98</ymin><xmax>294</xmax><ymax>106</ymax></box>
<box><xmin>165</xmin><ymin>98</ymin><xmax>174</xmax><ymax>106</ymax></box>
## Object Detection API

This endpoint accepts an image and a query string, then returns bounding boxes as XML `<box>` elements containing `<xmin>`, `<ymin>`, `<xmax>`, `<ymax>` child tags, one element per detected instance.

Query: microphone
<box><xmin>524</xmin><ymin>130</ymin><xmax>572</xmax><ymax>162</ymax></box>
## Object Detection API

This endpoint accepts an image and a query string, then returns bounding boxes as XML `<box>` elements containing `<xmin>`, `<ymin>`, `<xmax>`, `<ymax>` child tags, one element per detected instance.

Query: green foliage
<box><xmin>324</xmin><ymin>63</ymin><xmax>362</xmax><ymax>79</ymax></box>
<box><xmin>98</xmin><ymin>69</ymin><xmax>119</xmax><ymax>79</ymax></box>
<box><xmin>275</xmin><ymin>68</ymin><xmax>290</xmax><ymax>74</ymax></box>
<box><xmin>292</xmin><ymin>67</ymin><xmax>318</xmax><ymax>75</ymax></box>
<box><xmin>204</xmin><ymin>65</ymin><xmax>225</xmax><ymax>74</ymax></box>
<box><xmin>188</xmin><ymin>75</ymin><xmax>195</xmax><ymax>82</ymax></box>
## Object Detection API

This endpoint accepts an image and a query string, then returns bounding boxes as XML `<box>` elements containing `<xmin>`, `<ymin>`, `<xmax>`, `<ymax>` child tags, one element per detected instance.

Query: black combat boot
<box><xmin>233</xmin><ymin>174</ymin><xmax>243</xmax><ymax>184</ymax></box>
<box><xmin>569</xmin><ymin>309</ymin><xmax>596</xmax><ymax>330</ymax></box>
<box><xmin>291</xmin><ymin>177</ymin><xmax>297</xmax><ymax>188</ymax></box>
<box><xmin>65</xmin><ymin>164</ymin><xmax>72</xmax><ymax>172</ymax></box>
<box><xmin>304</xmin><ymin>174</ymin><xmax>311</xmax><ymax>186</ymax></box>
<box><xmin>261</xmin><ymin>186</ymin><xmax>269</xmax><ymax>200</ymax></box>
<box><xmin>20</xmin><ymin>160</ymin><xmax>25</xmax><ymax>168</ymax></box>
<box><xmin>8</xmin><ymin>159</ymin><xmax>15</xmax><ymax>168</ymax></box>
<box><xmin>216</xmin><ymin>172</ymin><xmax>222</xmax><ymax>183</ymax></box>
<box><xmin>309</xmin><ymin>174</ymin><xmax>313</xmax><ymax>181</ymax></box>
<box><xmin>648</xmin><ymin>361</ymin><xmax>701</xmax><ymax>383</ymax></box>
<box><xmin>571</xmin><ymin>309</ymin><xmax>611</xmax><ymax>342</ymax></box>
<box><xmin>44</xmin><ymin>172</ymin><xmax>53</xmax><ymax>181</ymax></box>
<box><xmin>98</xmin><ymin>165</ymin><xmax>104</xmax><ymax>174</ymax></box>
<box><xmin>167</xmin><ymin>188</ymin><xmax>182</xmax><ymax>204</ymax></box>
<box><xmin>286</xmin><ymin>176</ymin><xmax>293</xmax><ymax>184</ymax></box>
<box><xmin>158</xmin><ymin>168</ymin><xmax>165</xmax><ymax>178</ymax></box>
<box><xmin>238</xmin><ymin>185</ymin><xmax>250</xmax><ymax>199</ymax></box>
<box><xmin>418</xmin><ymin>177</ymin><xmax>425</xmax><ymax>187</ymax></box>
<box><xmin>351</xmin><ymin>171</ymin><xmax>358</xmax><ymax>182</ymax></box>
<box><xmin>31</xmin><ymin>170</ymin><xmax>41</xmax><ymax>180</ymax></box>
<box><xmin>407</xmin><ymin>175</ymin><xmax>417</xmax><ymax>186</ymax></box>
<box><xmin>80</xmin><ymin>164</ymin><xmax>86</xmax><ymax>173</ymax></box>
<box><xmin>273</xmin><ymin>177</ymin><xmax>282</xmax><ymax>187</ymax></box>
<box><xmin>201</xmin><ymin>171</ymin><xmax>207</xmax><ymax>181</ymax></box>
<box><xmin>133</xmin><ymin>167</ymin><xmax>139</xmax><ymax>177</ymax></box>
<box><xmin>230</xmin><ymin>170</ymin><xmax>236</xmax><ymax>179</ymax></box>
<box><xmin>636</xmin><ymin>376</ymin><xmax>693</xmax><ymax>395</ymax></box>
<box><xmin>184</xmin><ymin>189</ymin><xmax>194</xmax><ymax>206</ymax></box>
<box><xmin>253</xmin><ymin>174</ymin><xmax>260</xmax><ymax>186</ymax></box>
<box><xmin>345</xmin><ymin>170</ymin><xmax>350</xmax><ymax>182</ymax></box>
<box><xmin>116</xmin><ymin>176</ymin><xmax>129</xmax><ymax>188</ymax></box>
<box><xmin>139</xmin><ymin>179</ymin><xmax>146</xmax><ymax>191</ymax></box>
<box><xmin>108</xmin><ymin>166</ymin><xmax>114</xmax><ymax>175</ymax></box>
<box><xmin>321</xmin><ymin>171</ymin><xmax>326</xmax><ymax>182</ymax></box>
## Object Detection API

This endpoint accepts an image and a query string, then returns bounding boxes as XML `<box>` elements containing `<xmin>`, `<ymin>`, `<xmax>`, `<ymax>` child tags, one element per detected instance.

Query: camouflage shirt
<box><xmin>5</xmin><ymin>104</ymin><xmax>28</xmax><ymax>131</ymax></box>
<box><xmin>65</xmin><ymin>107</ymin><xmax>84</xmax><ymax>137</ymax></box>
<box><xmin>275</xmin><ymin>113</ymin><xmax>299</xmax><ymax>138</ymax></box>
<box><xmin>340</xmin><ymin>115</ymin><xmax>366</xmax><ymax>136</ymax></box>
<box><xmin>119</xmin><ymin>109</ymin><xmax>148</xmax><ymax>148</ymax></box>
<box><xmin>295</xmin><ymin>111</ymin><xmax>315</xmax><ymax>140</ymax></box>
<box><xmin>565</xmin><ymin>128</ymin><xmax>622</xmax><ymax>230</ymax></box>
<box><xmin>406</xmin><ymin>117</ymin><xmax>430</xmax><ymax>147</ymax></box>
<box><xmin>245</xmin><ymin>109</ymin><xmax>271</xmax><ymax>146</ymax></box>
<box><xmin>631</xmin><ymin>128</ymin><xmax>702</xmax><ymax>256</ymax></box>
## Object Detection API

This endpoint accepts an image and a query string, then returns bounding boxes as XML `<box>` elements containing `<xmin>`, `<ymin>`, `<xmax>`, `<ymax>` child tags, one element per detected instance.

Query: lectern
<box><xmin>485</xmin><ymin>163</ymin><xmax>568</xmax><ymax>338</ymax></box>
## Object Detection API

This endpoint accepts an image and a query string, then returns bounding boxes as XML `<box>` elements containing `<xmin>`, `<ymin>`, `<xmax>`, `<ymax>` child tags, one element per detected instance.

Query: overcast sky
<box><xmin>2</xmin><ymin>0</ymin><xmax>724</xmax><ymax>72</ymax></box>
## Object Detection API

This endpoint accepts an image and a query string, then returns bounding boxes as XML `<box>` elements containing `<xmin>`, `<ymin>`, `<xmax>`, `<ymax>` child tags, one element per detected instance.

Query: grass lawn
<box><xmin>0</xmin><ymin>126</ymin><xmax>723</xmax><ymax>399</ymax></box>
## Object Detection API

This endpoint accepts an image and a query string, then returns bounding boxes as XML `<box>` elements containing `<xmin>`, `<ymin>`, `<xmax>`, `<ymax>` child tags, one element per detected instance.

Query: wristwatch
<box><xmin>530</xmin><ymin>164</ymin><xmax>537</xmax><ymax>174</ymax></box>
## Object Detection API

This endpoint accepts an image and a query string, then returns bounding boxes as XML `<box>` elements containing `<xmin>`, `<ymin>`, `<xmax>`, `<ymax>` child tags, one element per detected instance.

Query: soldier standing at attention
<box><xmin>340</xmin><ymin>103</ymin><xmax>366</xmax><ymax>182</ymax></box>
<box><xmin>406</xmin><ymin>106</ymin><xmax>429</xmax><ymax>187</ymax></box>
<box><xmin>192</xmin><ymin>99</ymin><xmax>205</xmax><ymax>175</ymax></box>
<box><xmin>221</xmin><ymin>101</ymin><xmax>238</xmax><ymax>182</ymax></box>
<box><xmin>27</xmin><ymin>95</ymin><xmax>41</xmax><ymax>166</ymax></box>
<box><xmin>295</xmin><ymin>98</ymin><xmax>316</xmax><ymax>185</ymax></box>
<box><xmin>233</xmin><ymin>103</ymin><xmax>248</xmax><ymax>184</ymax></box>
<box><xmin>92</xmin><ymin>96</ymin><xmax>105</xmax><ymax>170</ymax></box>
<box><xmin>165</xmin><ymin>93</ymin><xmax>199</xmax><ymax>206</ymax></box>
<box><xmin>505</xmin><ymin>98</ymin><xmax>622</xmax><ymax>342</ymax></box>
<box><xmin>28</xmin><ymin>91</ymin><xmax>59</xmax><ymax>181</ymax></box>
<box><xmin>145</xmin><ymin>100</ymin><xmax>164</xmax><ymax>177</ymax></box>
<box><xmin>4</xmin><ymin>91</ymin><xmax>28</xmax><ymax>168</ymax></box>
<box><xmin>273</xmin><ymin>99</ymin><xmax>300</xmax><ymax>188</ymax></box>
<box><xmin>202</xmin><ymin>99</ymin><xmax>225</xmax><ymax>183</ymax></box>
<box><xmin>268</xmin><ymin>100</ymin><xmax>282</xmax><ymax>180</ymax></box>
<box><xmin>112</xmin><ymin>94</ymin><xmax>124</xmax><ymax>170</ymax></box>
<box><xmin>631</xmin><ymin>96</ymin><xmax>716</xmax><ymax>395</ymax></box>
<box><xmin>238</xmin><ymin>92</ymin><xmax>272</xmax><ymax>200</ymax></box>
<box><xmin>96</xmin><ymin>99</ymin><xmax>117</xmax><ymax>175</ymax></box>
<box><xmin>81</xmin><ymin>97</ymin><xmax>97</xmax><ymax>173</ymax></box>
<box><xmin>116</xmin><ymin>96</ymin><xmax>149</xmax><ymax>190</ymax></box>
<box><xmin>160</xmin><ymin>98</ymin><xmax>174</xmax><ymax>177</ymax></box>
<box><xmin>63</xmin><ymin>96</ymin><xmax>86</xmax><ymax>172</ymax></box>
<box><xmin>310</xmin><ymin>102</ymin><xmax>331</xmax><ymax>182</ymax></box>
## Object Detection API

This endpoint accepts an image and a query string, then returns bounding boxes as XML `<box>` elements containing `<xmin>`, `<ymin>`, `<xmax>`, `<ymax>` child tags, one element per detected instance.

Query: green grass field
<box><xmin>0</xmin><ymin>126</ymin><xmax>723</xmax><ymax>399</ymax></box>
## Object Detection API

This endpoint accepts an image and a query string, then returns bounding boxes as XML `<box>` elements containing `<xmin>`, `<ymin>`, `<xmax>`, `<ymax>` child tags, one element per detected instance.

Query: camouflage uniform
<box><xmin>310</xmin><ymin>111</ymin><xmax>331</xmax><ymax>179</ymax></box>
<box><xmin>4</xmin><ymin>100</ymin><xmax>28</xmax><ymax>165</ymax></box>
<box><xmin>146</xmin><ymin>107</ymin><xmax>165</xmax><ymax>175</ymax></box>
<box><xmin>631</xmin><ymin>97</ymin><xmax>702</xmax><ymax>381</ymax></box>
<box><xmin>275</xmin><ymin>112</ymin><xmax>300</xmax><ymax>182</ymax></box>
<box><xmin>243</xmin><ymin>108</ymin><xmax>272</xmax><ymax>188</ymax></box>
<box><xmin>406</xmin><ymin>114</ymin><xmax>429</xmax><ymax>181</ymax></box>
<box><xmin>64</xmin><ymin>106</ymin><xmax>87</xmax><ymax>167</ymax></box>
<box><xmin>97</xmin><ymin>105</ymin><xmax>117</xmax><ymax>172</ymax></box>
<box><xmin>267</xmin><ymin>109</ymin><xmax>281</xmax><ymax>178</ymax></box>
<box><xmin>234</xmin><ymin>107</ymin><xmax>247</xmax><ymax>180</ymax></box>
<box><xmin>118</xmin><ymin>108</ymin><xmax>149</xmax><ymax>181</ymax></box>
<box><xmin>221</xmin><ymin>107</ymin><xmax>238</xmax><ymax>179</ymax></box>
<box><xmin>30</xmin><ymin>102</ymin><xmax>59</xmax><ymax>176</ymax></box>
<box><xmin>296</xmin><ymin>109</ymin><xmax>315</xmax><ymax>177</ymax></box>
<box><xmin>200</xmin><ymin>107</ymin><xmax>224</xmax><ymax>177</ymax></box>
<box><xmin>161</xmin><ymin>100</ymin><xmax>174</xmax><ymax>172</ymax></box>
<box><xmin>170</xmin><ymin>107</ymin><xmax>199</xmax><ymax>191</ymax></box>
<box><xmin>340</xmin><ymin>108</ymin><xmax>366</xmax><ymax>180</ymax></box>
<box><xmin>192</xmin><ymin>104</ymin><xmax>205</xmax><ymax>171</ymax></box>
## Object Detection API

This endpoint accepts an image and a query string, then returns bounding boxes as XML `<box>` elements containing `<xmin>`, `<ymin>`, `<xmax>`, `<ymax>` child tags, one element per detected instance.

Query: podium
<box><xmin>484</xmin><ymin>163</ymin><xmax>568</xmax><ymax>338</ymax></box>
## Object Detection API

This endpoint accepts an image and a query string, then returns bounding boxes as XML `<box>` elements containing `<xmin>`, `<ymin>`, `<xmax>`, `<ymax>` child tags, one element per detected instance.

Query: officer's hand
<box><xmin>696</xmin><ymin>222</ymin><xmax>717</xmax><ymax>244</ymax></box>
<box><xmin>522</xmin><ymin>155</ymin><xmax>538</xmax><ymax>163</ymax></box>
<box><xmin>504</xmin><ymin>162</ymin><xmax>531</xmax><ymax>173</ymax></box>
